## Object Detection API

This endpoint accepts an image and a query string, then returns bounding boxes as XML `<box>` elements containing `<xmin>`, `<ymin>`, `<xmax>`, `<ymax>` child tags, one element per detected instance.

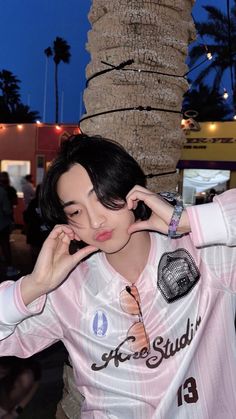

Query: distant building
<box><xmin>0</xmin><ymin>123</ymin><xmax>80</xmax><ymax>223</ymax></box>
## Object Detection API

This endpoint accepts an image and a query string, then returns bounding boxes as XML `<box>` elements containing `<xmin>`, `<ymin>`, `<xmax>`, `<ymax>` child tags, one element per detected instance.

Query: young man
<box><xmin>0</xmin><ymin>135</ymin><xmax>235</xmax><ymax>418</ymax></box>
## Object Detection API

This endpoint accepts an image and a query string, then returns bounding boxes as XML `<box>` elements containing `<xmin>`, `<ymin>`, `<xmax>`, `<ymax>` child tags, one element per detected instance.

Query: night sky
<box><xmin>0</xmin><ymin>0</ymin><xmax>227</xmax><ymax>124</ymax></box>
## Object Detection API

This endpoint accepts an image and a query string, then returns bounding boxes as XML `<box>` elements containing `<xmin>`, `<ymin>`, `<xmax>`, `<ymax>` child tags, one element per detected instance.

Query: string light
<box><xmin>223</xmin><ymin>89</ymin><xmax>229</xmax><ymax>100</ymax></box>
<box><xmin>193</xmin><ymin>9</ymin><xmax>235</xmax><ymax>121</ymax></box>
<box><xmin>84</xmin><ymin>55</ymin><xmax>236</xmax><ymax>124</ymax></box>
<box><xmin>209</xmin><ymin>122</ymin><xmax>216</xmax><ymax>130</ymax></box>
<box><xmin>0</xmin><ymin>123</ymin><xmax>80</xmax><ymax>133</ymax></box>
<box><xmin>87</xmin><ymin>56</ymin><xmax>215</xmax><ymax>88</ymax></box>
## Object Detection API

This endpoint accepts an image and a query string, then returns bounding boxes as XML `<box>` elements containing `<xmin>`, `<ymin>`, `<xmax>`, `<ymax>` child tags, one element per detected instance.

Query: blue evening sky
<box><xmin>0</xmin><ymin>0</ymin><xmax>228</xmax><ymax>123</ymax></box>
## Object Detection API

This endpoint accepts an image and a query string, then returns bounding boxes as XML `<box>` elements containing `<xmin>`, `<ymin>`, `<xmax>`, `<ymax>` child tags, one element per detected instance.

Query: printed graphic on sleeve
<box><xmin>157</xmin><ymin>249</ymin><xmax>200</xmax><ymax>303</ymax></box>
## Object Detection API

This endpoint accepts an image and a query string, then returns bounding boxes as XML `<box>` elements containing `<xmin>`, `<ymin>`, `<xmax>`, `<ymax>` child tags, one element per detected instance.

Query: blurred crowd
<box><xmin>0</xmin><ymin>171</ymin><xmax>51</xmax><ymax>418</ymax></box>
<box><xmin>0</xmin><ymin>172</ymin><xmax>49</xmax><ymax>278</ymax></box>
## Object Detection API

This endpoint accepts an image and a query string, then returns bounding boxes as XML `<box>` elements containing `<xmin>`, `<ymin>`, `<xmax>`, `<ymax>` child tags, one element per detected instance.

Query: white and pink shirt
<box><xmin>0</xmin><ymin>190</ymin><xmax>236</xmax><ymax>418</ymax></box>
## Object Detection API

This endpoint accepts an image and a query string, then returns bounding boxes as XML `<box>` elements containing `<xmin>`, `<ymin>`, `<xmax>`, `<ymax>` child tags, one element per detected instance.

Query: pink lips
<box><xmin>95</xmin><ymin>230</ymin><xmax>113</xmax><ymax>242</ymax></box>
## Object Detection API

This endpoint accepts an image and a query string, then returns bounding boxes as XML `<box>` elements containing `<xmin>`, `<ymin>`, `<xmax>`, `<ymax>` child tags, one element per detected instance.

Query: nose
<box><xmin>87</xmin><ymin>205</ymin><xmax>106</xmax><ymax>229</ymax></box>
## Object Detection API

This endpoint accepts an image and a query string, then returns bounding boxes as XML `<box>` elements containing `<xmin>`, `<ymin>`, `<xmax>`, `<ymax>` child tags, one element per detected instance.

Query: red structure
<box><xmin>0</xmin><ymin>123</ymin><xmax>79</xmax><ymax>223</ymax></box>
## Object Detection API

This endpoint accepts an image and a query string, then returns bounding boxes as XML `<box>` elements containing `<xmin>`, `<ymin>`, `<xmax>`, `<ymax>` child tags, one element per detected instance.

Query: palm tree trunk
<box><xmin>81</xmin><ymin>0</ymin><xmax>195</xmax><ymax>192</ymax></box>
<box><xmin>43</xmin><ymin>56</ymin><xmax>49</xmax><ymax>122</ymax></box>
<box><xmin>55</xmin><ymin>63</ymin><xmax>59</xmax><ymax>123</ymax></box>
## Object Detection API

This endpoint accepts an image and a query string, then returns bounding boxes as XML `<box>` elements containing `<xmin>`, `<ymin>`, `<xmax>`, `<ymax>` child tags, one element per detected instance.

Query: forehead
<box><xmin>57</xmin><ymin>164</ymin><xmax>92</xmax><ymax>201</ymax></box>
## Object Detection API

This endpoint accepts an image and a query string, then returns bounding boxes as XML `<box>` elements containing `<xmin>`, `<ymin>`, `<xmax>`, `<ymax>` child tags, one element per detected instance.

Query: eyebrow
<box><xmin>62</xmin><ymin>187</ymin><xmax>95</xmax><ymax>209</ymax></box>
<box><xmin>62</xmin><ymin>200</ymin><xmax>77</xmax><ymax>209</ymax></box>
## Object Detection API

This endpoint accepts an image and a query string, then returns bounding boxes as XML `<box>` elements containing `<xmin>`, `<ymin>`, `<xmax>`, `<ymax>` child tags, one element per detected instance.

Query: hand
<box><xmin>21</xmin><ymin>225</ymin><xmax>98</xmax><ymax>305</ymax></box>
<box><xmin>126</xmin><ymin>185</ymin><xmax>190</xmax><ymax>235</ymax></box>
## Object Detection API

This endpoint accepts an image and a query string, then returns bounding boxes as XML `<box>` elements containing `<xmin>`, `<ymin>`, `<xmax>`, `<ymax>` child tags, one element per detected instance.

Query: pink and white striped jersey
<box><xmin>0</xmin><ymin>189</ymin><xmax>236</xmax><ymax>418</ymax></box>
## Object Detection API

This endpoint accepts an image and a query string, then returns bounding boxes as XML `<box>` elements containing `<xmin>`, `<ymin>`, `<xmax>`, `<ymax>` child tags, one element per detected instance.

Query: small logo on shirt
<box><xmin>92</xmin><ymin>310</ymin><xmax>108</xmax><ymax>337</ymax></box>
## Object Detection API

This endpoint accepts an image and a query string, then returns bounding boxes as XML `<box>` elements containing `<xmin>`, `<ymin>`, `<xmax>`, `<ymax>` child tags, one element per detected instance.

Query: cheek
<box><xmin>68</xmin><ymin>222</ymin><xmax>92</xmax><ymax>243</ymax></box>
<box><xmin>126</xmin><ymin>208</ymin><xmax>136</xmax><ymax>223</ymax></box>
<box><xmin>116</xmin><ymin>209</ymin><xmax>135</xmax><ymax>230</ymax></box>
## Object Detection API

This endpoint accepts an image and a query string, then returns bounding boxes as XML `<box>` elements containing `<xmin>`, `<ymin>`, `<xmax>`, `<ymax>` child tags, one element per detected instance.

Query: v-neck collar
<box><xmin>99</xmin><ymin>232</ymin><xmax>157</xmax><ymax>286</ymax></box>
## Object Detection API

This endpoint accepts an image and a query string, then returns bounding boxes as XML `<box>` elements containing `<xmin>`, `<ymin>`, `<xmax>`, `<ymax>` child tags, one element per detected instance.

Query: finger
<box><xmin>54</xmin><ymin>232</ymin><xmax>71</xmax><ymax>258</ymax></box>
<box><xmin>126</xmin><ymin>185</ymin><xmax>149</xmax><ymax>198</ymax></box>
<box><xmin>59</xmin><ymin>231</ymin><xmax>71</xmax><ymax>244</ymax></box>
<box><xmin>128</xmin><ymin>218</ymin><xmax>169</xmax><ymax>235</ymax></box>
<box><xmin>126</xmin><ymin>189</ymin><xmax>155</xmax><ymax>210</ymax></box>
<box><xmin>73</xmin><ymin>231</ymin><xmax>82</xmax><ymax>242</ymax></box>
<box><xmin>127</xmin><ymin>197</ymin><xmax>139</xmax><ymax>211</ymax></box>
<box><xmin>128</xmin><ymin>220</ymin><xmax>151</xmax><ymax>234</ymax></box>
<box><xmin>49</xmin><ymin>225</ymin><xmax>75</xmax><ymax>240</ymax></box>
<box><xmin>71</xmin><ymin>245</ymin><xmax>98</xmax><ymax>264</ymax></box>
<box><xmin>44</xmin><ymin>226</ymin><xmax>74</xmax><ymax>251</ymax></box>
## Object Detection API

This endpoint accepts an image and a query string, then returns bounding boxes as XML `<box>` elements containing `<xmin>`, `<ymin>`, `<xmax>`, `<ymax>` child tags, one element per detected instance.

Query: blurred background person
<box><xmin>0</xmin><ymin>357</ymin><xmax>41</xmax><ymax>419</ymax></box>
<box><xmin>206</xmin><ymin>188</ymin><xmax>217</xmax><ymax>203</ymax></box>
<box><xmin>0</xmin><ymin>172</ymin><xmax>18</xmax><ymax>223</ymax></box>
<box><xmin>0</xmin><ymin>180</ymin><xmax>19</xmax><ymax>278</ymax></box>
<box><xmin>23</xmin><ymin>184</ymin><xmax>50</xmax><ymax>266</ymax></box>
<box><xmin>21</xmin><ymin>175</ymin><xmax>35</xmax><ymax>210</ymax></box>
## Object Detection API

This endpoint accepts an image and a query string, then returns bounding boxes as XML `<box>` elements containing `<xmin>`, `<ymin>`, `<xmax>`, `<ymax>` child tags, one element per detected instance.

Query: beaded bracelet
<box><xmin>158</xmin><ymin>192</ymin><xmax>184</xmax><ymax>238</ymax></box>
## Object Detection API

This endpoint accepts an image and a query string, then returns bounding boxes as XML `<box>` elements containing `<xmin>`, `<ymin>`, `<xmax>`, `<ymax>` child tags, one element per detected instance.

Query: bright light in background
<box><xmin>17</xmin><ymin>124</ymin><xmax>23</xmax><ymax>130</ymax></box>
<box><xmin>209</xmin><ymin>122</ymin><xmax>216</xmax><ymax>130</ymax></box>
<box><xmin>189</xmin><ymin>0</ymin><xmax>234</xmax><ymax>120</ymax></box>
<box><xmin>223</xmin><ymin>90</ymin><xmax>229</xmax><ymax>100</ymax></box>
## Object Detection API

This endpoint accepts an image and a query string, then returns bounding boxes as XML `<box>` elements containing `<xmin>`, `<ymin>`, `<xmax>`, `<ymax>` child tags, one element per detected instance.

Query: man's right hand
<box><xmin>21</xmin><ymin>225</ymin><xmax>98</xmax><ymax>306</ymax></box>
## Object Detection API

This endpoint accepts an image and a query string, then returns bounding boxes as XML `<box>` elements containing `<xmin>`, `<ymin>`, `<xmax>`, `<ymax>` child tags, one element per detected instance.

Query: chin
<box><xmin>101</xmin><ymin>236</ymin><xmax>132</xmax><ymax>254</ymax></box>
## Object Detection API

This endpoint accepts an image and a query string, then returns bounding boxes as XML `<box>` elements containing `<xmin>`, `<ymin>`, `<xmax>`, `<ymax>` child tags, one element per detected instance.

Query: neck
<box><xmin>106</xmin><ymin>231</ymin><xmax>151</xmax><ymax>283</ymax></box>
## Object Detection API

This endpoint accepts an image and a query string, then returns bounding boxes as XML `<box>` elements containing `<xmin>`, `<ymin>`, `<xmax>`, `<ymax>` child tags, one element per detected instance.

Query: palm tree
<box><xmin>0</xmin><ymin>69</ymin><xmax>40</xmax><ymax>123</ymax></box>
<box><xmin>182</xmin><ymin>83</ymin><xmax>232</xmax><ymax>121</ymax></box>
<box><xmin>10</xmin><ymin>104</ymin><xmax>40</xmax><ymax>123</ymax></box>
<box><xmin>80</xmin><ymin>1</ymin><xmax>195</xmax><ymax>192</ymax></box>
<box><xmin>45</xmin><ymin>37</ymin><xmax>71</xmax><ymax>123</ymax></box>
<box><xmin>188</xmin><ymin>2</ymin><xmax>236</xmax><ymax>110</ymax></box>
<box><xmin>0</xmin><ymin>69</ymin><xmax>21</xmax><ymax>113</ymax></box>
<box><xmin>43</xmin><ymin>47</ymin><xmax>53</xmax><ymax>122</ymax></box>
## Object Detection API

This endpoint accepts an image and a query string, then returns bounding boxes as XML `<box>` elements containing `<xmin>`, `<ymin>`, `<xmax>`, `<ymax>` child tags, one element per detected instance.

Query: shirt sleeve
<box><xmin>186</xmin><ymin>189</ymin><xmax>236</xmax><ymax>247</ymax></box>
<box><xmin>0</xmin><ymin>278</ymin><xmax>46</xmax><ymax>327</ymax></box>
<box><xmin>0</xmin><ymin>279</ymin><xmax>63</xmax><ymax>357</ymax></box>
<box><xmin>186</xmin><ymin>189</ymin><xmax>236</xmax><ymax>292</ymax></box>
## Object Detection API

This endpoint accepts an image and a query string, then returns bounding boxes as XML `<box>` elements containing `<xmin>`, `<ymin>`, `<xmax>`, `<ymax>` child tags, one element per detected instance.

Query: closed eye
<box><xmin>68</xmin><ymin>209</ymin><xmax>81</xmax><ymax>217</ymax></box>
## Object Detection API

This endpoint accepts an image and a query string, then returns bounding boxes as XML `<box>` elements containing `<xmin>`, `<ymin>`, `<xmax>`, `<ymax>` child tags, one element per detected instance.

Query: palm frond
<box><xmin>203</xmin><ymin>6</ymin><xmax>228</xmax><ymax>24</ymax></box>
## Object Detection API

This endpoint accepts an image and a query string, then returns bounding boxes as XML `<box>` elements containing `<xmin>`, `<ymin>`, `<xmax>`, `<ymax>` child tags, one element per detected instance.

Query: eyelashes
<box><xmin>68</xmin><ymin>209</ymin><xmax>81</xmax><ymax>218</ymax></box>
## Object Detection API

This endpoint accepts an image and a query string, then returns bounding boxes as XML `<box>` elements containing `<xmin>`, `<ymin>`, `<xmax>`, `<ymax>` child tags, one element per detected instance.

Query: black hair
<box><xmin>40</xmin><ymin>134</ymin><xmax>151</xmax><ymax>227</ymax></box>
